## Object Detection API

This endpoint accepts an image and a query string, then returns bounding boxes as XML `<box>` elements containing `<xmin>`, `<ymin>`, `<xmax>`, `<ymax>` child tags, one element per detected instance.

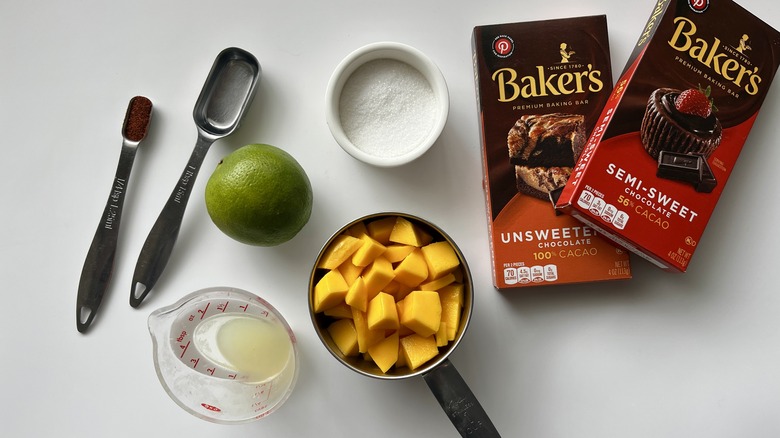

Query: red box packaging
<box><xmin>556</xmin><ymin>0</ymin><xmax>780</xmax><ymax>272</ymax></box>
<box><xmin>473</xmin><ymin>15</ymin><xmax>632</xmax><ymax>289</ymax></box>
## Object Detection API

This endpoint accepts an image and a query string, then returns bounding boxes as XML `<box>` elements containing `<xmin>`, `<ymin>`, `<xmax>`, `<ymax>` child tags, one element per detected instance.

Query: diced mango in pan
<box><xmin>435</xmin><ymin>322</ymin><xmax>449</xmax><ymax>347</ymax></box>
<box><xmin>419</xmin><ymin>272</ymin><xmax>455</xmax><ymax>291</ymax></box>
<box><xmin>395</xmin><ymin>301</ymin><xmax>414</xmax><ymax>337</ymax></box>
<box><xmin>327</xmin><ymin>318</ymin><xmax>359</xmax><ymax>356</ymax></box>
<box><xmin>324</xmin><ymin>302</ymin><xmax>353</xmax><ymax>319</ymax></box>
<box><xmin>382</xmin><ymin>280</ymin><xmax>401</xmax><ymax>296</ymax></box>
<box><xmin>314</xmin><ymin>269</ymin><xmax>349</xmax><ymax>313</ymax></box>
<box><xmin>395</xmin><ymin>343</ymin><xmax>407</xmax><ymax>368</ymax></box>
<box><xmin>439</xmin><ymin>283</ymin><xmax>464</xmax><ymax>341</ymax></box>
<box><xmin>367</xmin><ymin>216</ymin><xmax>396</xmax><ymax>245</ymax></box>
<box><xmin>389</xmin><ymin>217</ymin><xmax>432</xmax><ymax>247</ymax></box>
<box><xmin>338</xmin><ymin>260</ymin><xmax>363</xmax><ymax>286</ymax></box>
<box><xmin>367</xmin><ymin>332</ymin><xmax>399</xmax><ymax>373</ymax></box>
<box><xmin>439</xmin><ymin>282</ymin><xmax>464</xmax><ymax>307</ymax></box>
<box><xmin>345</xmin><ymin>276</ymin><xmax>368</xmax><ymax>312</ymax></box>
<box><xmin>346</xmin><ymin>220</ymin><xmax>368</xmax><ymax>238</ymax></box>
<box><xmin>421</xmin><ymin>241</ymin><xmax>460</xmax><ymax>279</ymax></box>
<box><xmin>362</xmin><ymin>256</ymin><xmax>394</xmax><ymax>300</ymax></box>
<box><xmin>400</xmin><ymin>334</ymin><xmax>439</xmax><ymax>371</ymax></box>
<box><xmin>352</xmin><ymin>234</ymin><xmax>386</xmax><ymax>267</ymax></box>
<box><xmin>352</xmin><ymin>307</ymin><xmax>385</xmax><ymax>353</ymax></box>
<box><xmin>393</xmin><ymin>248</ymin><xmax>428</xmax><ymax>288</ymax></box>
<box><xmin>400</xmin><ymin>290</ymin><xmax>441</xmax><ymax>337</ymax></box>
<box><xmin>383</xmin><ymin>244</ymin><xmax>415</xmax><ymax>263</ymax></box>
<box><xmin>394</xmin><ymin>283</ymin><xmax>413</xmax><ymax>301</ymax></box>
<box><xmin>317</xmin><ymin>234</ymin><xmax>363</xmax><ymax>270</ymax></box>
<box><xmin>367</xmin><ymin>292</ymin><xmax>399</xmax><ymax>331</ymax></box>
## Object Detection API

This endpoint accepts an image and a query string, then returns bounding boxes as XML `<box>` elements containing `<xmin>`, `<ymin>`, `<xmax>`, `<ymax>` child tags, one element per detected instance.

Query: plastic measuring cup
<box><xmin>148</xmin><ymin>287</ymin><xmax>298</xmax><ymax>424</ymax></box>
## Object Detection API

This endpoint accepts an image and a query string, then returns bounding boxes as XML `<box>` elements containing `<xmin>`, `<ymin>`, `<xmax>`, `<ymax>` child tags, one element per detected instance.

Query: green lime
<box><xmin>205</xmin><ymin>144</ymin><xmax>313</xmax><ymax>246</ymax></box>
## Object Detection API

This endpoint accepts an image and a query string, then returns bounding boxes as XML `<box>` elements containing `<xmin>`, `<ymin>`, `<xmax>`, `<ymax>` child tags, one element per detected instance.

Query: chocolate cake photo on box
<box><xmin>507</xmin><ymin>113</ymin><xmax>586</xmax><ymax>201</ymax></box>
<box><xmin>640</xmin><ymin>85</ymin><xmax>722</xmax><ymax>192</ymax></box>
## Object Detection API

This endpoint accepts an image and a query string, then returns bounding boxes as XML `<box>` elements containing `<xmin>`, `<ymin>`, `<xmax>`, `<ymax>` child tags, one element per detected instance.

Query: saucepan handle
<box><xmin>423</xmin><ymin>358</ymin><xmax>502</xmax><ymax>437</ymax></box>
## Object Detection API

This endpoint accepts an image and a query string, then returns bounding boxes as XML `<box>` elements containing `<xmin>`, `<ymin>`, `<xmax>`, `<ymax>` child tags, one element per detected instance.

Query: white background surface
<box><xmin>2</xmin><ymin>1</ymin><xmax>779</xmax><ymax>437</ymax></box>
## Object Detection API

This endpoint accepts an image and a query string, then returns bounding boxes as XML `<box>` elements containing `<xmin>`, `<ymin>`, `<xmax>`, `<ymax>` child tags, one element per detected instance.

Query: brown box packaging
<box><xmin>472</xmin><ymin>15</ymin><xmax>632</xmax><ymax>289</ymax></box>
<box><xmin>555</xmin><ymin>0</ymin><xmax>780</xmax><ymax>272</ymax></box>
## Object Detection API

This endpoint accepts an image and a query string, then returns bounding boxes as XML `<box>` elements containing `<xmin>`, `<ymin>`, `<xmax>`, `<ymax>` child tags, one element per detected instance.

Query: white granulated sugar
<box><xmin>339</xmin><ymin>59</ymin><xmax>437</xmax><ymax>158</ymax></box>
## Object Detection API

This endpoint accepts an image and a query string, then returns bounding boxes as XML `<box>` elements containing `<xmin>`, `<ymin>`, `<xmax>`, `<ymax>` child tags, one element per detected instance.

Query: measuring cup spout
<box><xmin>423</xmin><ymin>359</ymin><xmax>502</xmax><ymax>438</ymax></box>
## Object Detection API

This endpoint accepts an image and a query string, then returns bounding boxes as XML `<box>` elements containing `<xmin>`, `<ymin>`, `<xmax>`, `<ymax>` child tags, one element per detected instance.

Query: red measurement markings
<box><xmin>217</xmin><ymin>301</ymin><xmax>230</xmax><ymax>312</ymax></box>
<box><xmin>190</xmin><ymin>357</ymin><xmax>200</xmax><ymax>368</ymax></box>
<box><xmin>179</xmin><ymin>341</ymin><xmax>190</xmax><ymax>358</ymax></box>
<box><xmin>239</xmin><ymin>303</ymin><xmax>249</xmax><ymax>312</ymax></box>
<box><xmin>207</xmin><ymin>367</ymin><xmax>216</xmax><ymax>375</ymax></box>
<box><xmin>197</xmin><ymin>302</ymin><xmax>211</xmax><ymax>319</ymax></box>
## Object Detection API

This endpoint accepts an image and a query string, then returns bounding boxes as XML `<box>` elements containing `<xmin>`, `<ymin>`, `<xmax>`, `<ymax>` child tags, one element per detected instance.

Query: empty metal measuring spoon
<box><xmin>130</xmin><ymin>47</ymin><xmax>261</xmax><ymax>308</ymax></box>
<box><xmin>77</xmin><ymin>96</ymin><xmax>153</xmax><ymax>333</ymax></box>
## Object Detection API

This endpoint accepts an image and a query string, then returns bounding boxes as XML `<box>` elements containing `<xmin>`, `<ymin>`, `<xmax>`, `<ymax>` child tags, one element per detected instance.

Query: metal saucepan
<box><xmin>309</xmin><ymin>212</ymin><xmax>501</xmax><ymax>437</ymax></box>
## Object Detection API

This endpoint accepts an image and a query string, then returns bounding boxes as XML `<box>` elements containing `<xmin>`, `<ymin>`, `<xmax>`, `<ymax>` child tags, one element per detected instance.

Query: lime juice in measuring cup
<box><xmin>148</xmin><ymin>287</ymin><xmax>298</xmax><ymax>424</ymax></box>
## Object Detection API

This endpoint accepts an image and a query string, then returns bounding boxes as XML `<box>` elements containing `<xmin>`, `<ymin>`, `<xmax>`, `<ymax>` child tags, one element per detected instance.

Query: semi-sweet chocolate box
<box><xmin>472</xmin><ymin>15</ymin><xmax>632</xmax><ymax>289</ymax></box>
<box><xmin>555</xmin><ymin>0</ymin><xmax>780</xmax><ymax>272</ymax></box>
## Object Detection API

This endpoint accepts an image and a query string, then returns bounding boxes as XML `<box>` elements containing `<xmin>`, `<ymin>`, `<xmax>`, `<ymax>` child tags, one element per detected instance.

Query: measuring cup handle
<box><xmin>422</xmin><ymin>358</ymin><xmax>502</xmax><ymax>438</ymax></box>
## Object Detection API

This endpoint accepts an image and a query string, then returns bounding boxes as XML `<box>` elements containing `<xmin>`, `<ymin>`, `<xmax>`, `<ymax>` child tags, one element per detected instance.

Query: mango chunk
<box><xmin>435</xmin><ymin>322</ymin><xmax>449</xmax><ymax>347</ymax></box>
<box><xmin>419</xmin><ymin>272</ymin><xmax>455</xmax><ymax>291</ymax></box>
<box><xmin>362</xmin><ymin>256</ymin><xmax>394</xmax><ymax>300</ymax></box>
<box><xmin>317</xmin><ymin>234</ymin><xmax>363</xmax><ymax>270</ymax></box>
<box><xmin>439</xmin><ymin>283</ymin><xmax>464</xmax><ymax>341</ymax></box>
<box><xmin>395</xmin><ymin>301</ymin><xmax>415</xmax><ymax>337</ymax></box>
<box><xmin>324</xmin><ymin>302</ymin><xmax>353</xmax><ymax>319</ymax></box>
<box><xmin>338</xmin><ymin>260</ymin><xmax>363</xmax><ymax>286</ymax></box>
<box><xmin>368</xmin><ymin>332</ymin><xmax>399</xmax><ymax>373</ymax></box>
<box><xmin>400</xmin><ymin>334</ymin><xmax>439</xmax><ymax>370</ymax></box>
<box><xmin>352</xmin><ymin>307</ymin><xmax>385</xmax><ymax>353</ymax></box>
<box><xmin>367</xmin><ymin>216</ymin><xmax>396</xmax><ymax>245</ymax></box>
<box><xmin>327</xmin><ymin>319</ymin><xmax>359</xmax><ymax>356</ymax></box>
<box><xmin>345</xmin><ymin>276</ymin><xmax>368</xmax><ymax>312</ymax></box>
<box><xmin>421</xmin><ymin>241</ymin><xmax>460</xmax><ymax>279</ymax></box>
<box><xmin>367</xmin><ymin>292</ymin><xmax>399</xmax><ymax>331</ymax></box>
<box><xmin>352</xmin><ymin>234</ymin><xmax>386</xmax><ymax>267</ymax></box>
<box><xmin>400</xmin><ymin>290</ymin><xmax>441</xmax><ymax>337</ymax></box>
<box><xmin>346</xmin><ymin>220</ymin><xmax>368</xmax><ymax>238</ymax></box>
<box><xmin>314</xmin><ymin>269</ymin><xmax>349</xmax><ymax>313</ymax></box>
<box><xmin>389</xmin><ymin>217</ymin><xmax>432</xmax><ymax>247</ymax></box>
<box><xmin>383</xmin><ymin>244</ymin><xmax>416</xmax><ymax>263</ymax></box>
<box><xmin>393</xmin><ymin>248</ymin><xmax>429</xmax><ymax>288</ymax></box>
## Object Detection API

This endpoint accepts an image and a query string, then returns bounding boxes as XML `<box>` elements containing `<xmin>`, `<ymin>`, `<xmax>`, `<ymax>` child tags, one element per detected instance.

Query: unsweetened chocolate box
<box><xmin>556</xmin><ymin>0</ymin><xmax>780</xmax><ymax>272</ymax></box>
<box><xmin>472</xmin><ymin>15</ymin><xmax>632</xmax><ymax>289</ymax></box>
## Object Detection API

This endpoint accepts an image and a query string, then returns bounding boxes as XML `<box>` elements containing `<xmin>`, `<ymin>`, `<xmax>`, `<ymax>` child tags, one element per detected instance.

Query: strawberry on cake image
<box><xmin>639</xmin><ymin>86</ymin><xmax>722</xmax><ymax>159</ymax></box>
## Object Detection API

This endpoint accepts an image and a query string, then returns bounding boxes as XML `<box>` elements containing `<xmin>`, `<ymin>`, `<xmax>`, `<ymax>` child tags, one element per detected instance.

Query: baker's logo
<box><xmin>736</xmin><ymin>34</ymin><xmax>752</xmax><ymax>54</ymax></box>
<box><xmin>492</xmin><ymin>35</ymin><xmax>514</xmax><ymax>58</ymax></box>
<box><xmin>559</xmin><ymin>43</ymin><xmax>575</xmax><ymax>63</ymax></box>
<box><xmin>688</xmin><ymin>0</ymin><xmax>709</xmax><ymax>13</ymax></box>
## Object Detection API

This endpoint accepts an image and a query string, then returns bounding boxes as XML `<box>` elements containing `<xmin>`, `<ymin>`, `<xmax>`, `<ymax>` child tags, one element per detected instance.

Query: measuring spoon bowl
<box><xmin>194</xmin><ymin>47</ymin><xmax>261</xmax><ymax>138</ymax></box>
<box><xmin>148</xmin><ymin>287</ymin><xmax>298</xmax><ymax>424</ymax></box>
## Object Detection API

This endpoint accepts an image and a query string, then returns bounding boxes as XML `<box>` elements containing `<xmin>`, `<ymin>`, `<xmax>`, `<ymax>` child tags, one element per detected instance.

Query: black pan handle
<box><xmin>423</xmin><ymin>358</ymin><xmax>502</xmax><ymax>437</ymax></box>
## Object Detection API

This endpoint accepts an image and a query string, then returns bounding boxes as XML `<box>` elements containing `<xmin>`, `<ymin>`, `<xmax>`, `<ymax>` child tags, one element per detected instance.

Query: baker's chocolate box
<box><xmin>555</xmin><ymin>0</ymin><xmax>780</xmax><ymax>272</ymax></box>
<box><xmin>472</xmin><ymin>15</ymin><xmax>632</xmax><ymax>289</ymax></box>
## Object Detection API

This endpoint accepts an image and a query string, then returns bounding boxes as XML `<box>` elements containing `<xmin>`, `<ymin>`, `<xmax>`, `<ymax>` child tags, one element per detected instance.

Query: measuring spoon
<box><xmin>131</xmin><ymin>47</ymin><xmax>261</xmax><ymax>307</ymax></box>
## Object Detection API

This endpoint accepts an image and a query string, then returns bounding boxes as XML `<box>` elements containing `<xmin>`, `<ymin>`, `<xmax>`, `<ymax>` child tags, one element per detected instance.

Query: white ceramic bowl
<box><xmin>325</xmin><ymin>42</ymin><xmax>449</xmax><ymax>167</ymax></box>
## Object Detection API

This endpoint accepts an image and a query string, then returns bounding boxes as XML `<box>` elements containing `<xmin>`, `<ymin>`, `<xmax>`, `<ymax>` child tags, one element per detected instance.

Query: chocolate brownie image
<box><xmin>507</xmin><ymin>113</ymin><xmax>585</xmax><ymax>200</ymax></box>
<box><xmin>640</xmin><ymin>87</ymin><xmax>722</xmax><ymax>160</ymax></box>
